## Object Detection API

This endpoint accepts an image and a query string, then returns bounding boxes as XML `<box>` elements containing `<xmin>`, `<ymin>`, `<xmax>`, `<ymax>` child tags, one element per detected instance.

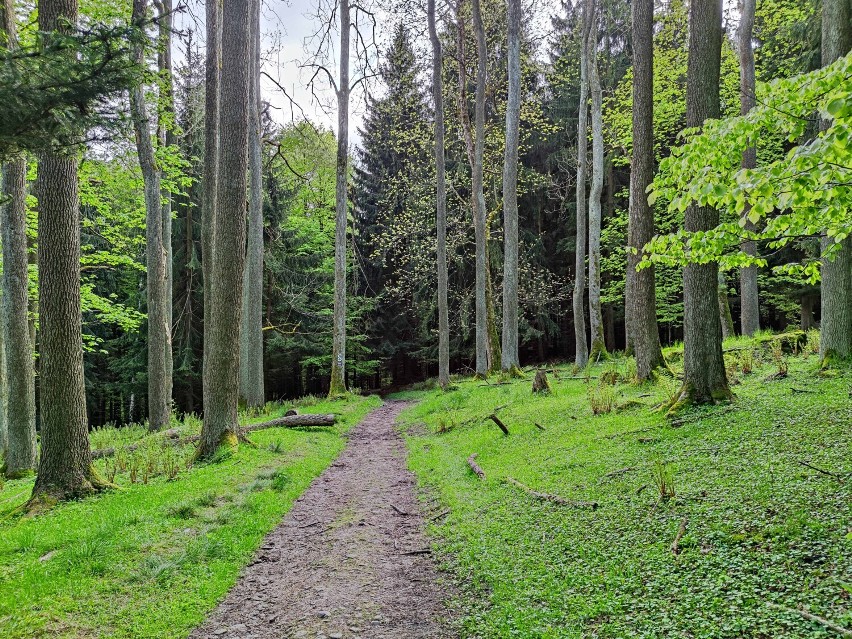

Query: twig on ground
<box><xmin>390</xmin><ymin>503</ymin><xmax>410</xmax><ymax>516</ymax></box>
<box><xmin>486</xmin><ymin>413</ymin><xmax>510</xmax><ymax>435</ymax></box>
<box><xmin>505</xmin><ymin>477</ymin><xmax>598</xmax><ymax>510</ymax></box>
<box><xmin>766</xmin><ymin>602</ymin><xmax>852</xmax><ymax>638</ymax></box>
<box><xmin>603</xmin><ymin>466</ymin><xmax>637</xmax><ymax>479</ymax></box>
<box><xmin>399</xmin><ymin>548</ymin><xmax>432</xmax><ymax>556</ymax></box>
<box><xmin>467</xmin><ymin>454</ymin><xmax>486</xmax><ymax>479</ymax></box>
<box><xmin>671</xmin><ymin>517</ymin><xmax>688</xmax><ymax>555</ymax></box>
<box><xmin>795</xmin><ymin>459</ymin><xmax>847</xmax><ymax>482</ymax></box>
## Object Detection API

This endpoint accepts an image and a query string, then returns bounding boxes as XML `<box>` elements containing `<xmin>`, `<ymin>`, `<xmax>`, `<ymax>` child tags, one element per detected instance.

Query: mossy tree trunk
<box><xmin>198</xmin><ymin>0</ymin><xmax>251</xmax><ymax>459</ymax></box>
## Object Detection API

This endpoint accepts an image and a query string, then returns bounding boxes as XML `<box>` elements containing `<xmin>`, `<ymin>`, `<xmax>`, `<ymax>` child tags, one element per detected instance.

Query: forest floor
<box><xmin>395</xmin><ymin>331</ymin><xmax>852</xmax><ymax>638</ymax></box>
<box><xmin>190</xmin><ymin>400</ymin><xmax>455</xmax><ymax>639</ymax></box>
<box><xmin>0</xmin><ymin>394</ymin><xmax>382</xmax><ymax>638</ymax></box>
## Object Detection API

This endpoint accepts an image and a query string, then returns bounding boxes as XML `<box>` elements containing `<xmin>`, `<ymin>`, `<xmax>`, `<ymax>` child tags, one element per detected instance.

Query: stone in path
<box><xmin>190</xmin><ymin>400</ymin><xmax>455</xmax><ymax>639</ymax></box>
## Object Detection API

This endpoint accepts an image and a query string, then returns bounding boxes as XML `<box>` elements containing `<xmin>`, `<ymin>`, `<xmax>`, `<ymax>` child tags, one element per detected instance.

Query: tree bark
<box><xmin>198</xmin><ymin>0</ymin><xmax>251</xmax><ymax>459</ymax></box>
<box><xmin>328</xmin><ymin>0</ymin><xmax>350</xmax><ymax>397</ymax></box>
<box><xmin>800</xmin><ymin>295</ymin><xmax>816</xmax><ymax>331</ymax></box>
<box><xmin>29</xmin><ymin>0</ymin><xmax>107</xmax><ymax>507</ymax></box>
<box><xmin>628</xmin><ymin>0</ymin><xmax>664</xmax><ymax>381</ymax></box>
<box><xmin>428</xmin><ymin>0</ymin><xmax>450</xmax><ymax>389</ymax></box>
<box><xmin>737</xmin><ymin>0</ymin><xmax>760</xmax><ymax>337</ymax></box>
<box><xmin>202</xmin><ymin>0</ymin><xmax>221</xmax><ymax>415</ymax></box>
<box><xmin>573</xmin><ymin>0</ymin><xmax>593</xmax><ymax>368</ymax></box>
<box><xmin>587</xmin><ymin>16</ymin><xmax>606</xmax><ymax>362</ymax></box>
<box><xmin>717</xmin><ymin>271</ymin><xmax>735</xmax><ymax>339</ymax></box>
<box><xmin>500</xmin><ymin>0</ymin><xmax>521</xmax><ymax>375</ymax></box>
<box><xmin>675</xmin><ymin>0</ymin><xmax>730</xmax><ymax>408</ymax></box>
<box><xmin>240</xmin><ymin>0</ymin><xmax>265</xmax><ymax>407</ymax></box>
<box><xmin>818</xmin><ymin>0</ymin><xmax>852</xmax><ymax>365</ymax></box>
<box><xmin>156</xmin><ymin>0</ymin><xmax>174</xmax><ymax>408</ymax></box>
<box><xmin>0</xmin><ymin>311</ymin><xmax>6</xmax><ymax>459</ymax></box>
<box><xmin>130</xmin><ymin>0</ymin><xmax>170</xmax><ymax>432</ymax></box>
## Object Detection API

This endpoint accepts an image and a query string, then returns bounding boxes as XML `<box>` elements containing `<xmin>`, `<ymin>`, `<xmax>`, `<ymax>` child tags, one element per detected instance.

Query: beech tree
<box><xmin>500</xmin><ymin>0</ymin><xmax>521</xmax><ymax>375</ymax></box>
<box><xmin>29</xmin><ymin>0</ymin><xmax>107</xmax><ymax>506</ymax></box>
<box><xmin>738</xmin><ymin>0</ymin><xmax>760</xmax><ymax>336</ymax></box>
<box><xmin>428</xmin><ymin>0</ymin><xmax>450</xmax><ymax>388</ymax></box>
<box><xmin>198</xmin><ymin>0</ymin><xmax>251</xmax><ymax>458</ymax></box>
<box><xmin>130</xmin><ymin>0</ymin><xmax>170</xmax><ymax>432</ymax></box>
<box><xmin>240</xmin><ymin>0</ymin><xmax>265</xmax><ymax>407</ymax></box>
<box><xmin>627</xmin><ymin>0</ymin><xmax>664</xmax><ymax>381</ymax></box>
<box><xmin>573</xmin><ymin>0</ymin><xmax>593</xmax><ymax>368</ymax></box>
<box><xmin>672</xmin><ymin>0</ymin><xmax>730</xmax><ymax>408</ymax></box>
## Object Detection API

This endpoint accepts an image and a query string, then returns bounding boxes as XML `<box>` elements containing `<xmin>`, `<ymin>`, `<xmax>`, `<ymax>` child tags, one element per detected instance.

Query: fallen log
<box><xmin>91</xmin><ymin>413</ymin><xmax>337</xmax><ymax>460</ymax></box>
<box><xmin>467</xmin><ymin>454</ymin><xmax>486</xmax><ymax>479</ymax></box>
<box><xmin>505</xmin><ymin>477</ymin><xmax>598</xmax><ymax>510</ymax></box>
<box><xmin>486</xmin><ymin>413</ymin><xmax>510</xmax><ymax>436</ymax></box>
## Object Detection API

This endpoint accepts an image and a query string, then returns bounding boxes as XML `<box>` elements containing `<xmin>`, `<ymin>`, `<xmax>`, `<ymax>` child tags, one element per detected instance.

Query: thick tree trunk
<box><xmin>628</xmin><ymin>0</ymin><xmax>664</xmax><ymax>381</ymax></box>
<box><xmin>737</xmin><ymin>0</ymin><xmax>760</xmax><ymax>337</ymax></box>
<box><xmin>130</xmin><ymin>0</ymin><xmax>170</xmax><ymax>432</ymax></box>
<box><xmin>818</xmin><ymin>0</ymin><xmax>852</xmax><ymax>365</ymax></box>
<box><xmin>587</xmin><ymin>26</ymin><xmax>606</xmax><ymax>362</ymax></box>
<box><xmin>156</xmin><ymin>0</ymin><xmax>174</xmax><ymax>407</ymax></box>
<box><xmin>201</xmin><ymin>0</ymin><xmax>221</xmax><ymax>413</ymax></box>
<box><xmin>573</xmin><ymin>0</ymin><xmax>593</xmax><ymax>368</ymax></box>
<box><xmin>471</xmin><ymin>0</ymin><xmax>489</xmax><ymax>377</ymax></box>
<box><xmin>198</xmin><ymin>0</ymin><xmax>251</xmax><ymax>459</ymax></box>
<box><xmin>240</xmin><ymin>0</ymin><xmax>265</xmax><ymax>407</ymax></box>
<box><xmin>500</xmin><ymin>0</ymin><xmax>521</xmax><ymax>375</ymax></box>
<box><xmin>428</xmin><ymin>0</ymin><xmax>450</xmax><ymax>389</ymax></box>
<box><xmin>328</xmin><ymin>0</ymin><xmax>350</xmax><ymax>397</ymax></box>
<box><xmin>0</xmin><ymin>315</ymin><xmax>6</xmax><ymax>458</ymax></box>
<box><xmin>675</xmin><ymin>0</ymin><xmax>730</xmax><ymax>409</ymax></box>
<box><xmin>29</xmin><ymin>0</ymin><xmax>106</xmax><ymax>508</ymax></box>
<box><xmin>1</xmin><ymin>158</ymin><xmax>38</xmax><ymax>476</ymax></box>
<box><xmin>717</xmin><ymin>271</ymin><xmax>735</xmax><ymax>339</ymax></box>
<box><xmin>800</xmin><ymin>295</ymin><xmax>816</xmax><ymax>331</ymax></box>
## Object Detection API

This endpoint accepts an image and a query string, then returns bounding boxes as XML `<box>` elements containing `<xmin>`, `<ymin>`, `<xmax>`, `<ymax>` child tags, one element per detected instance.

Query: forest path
<box><xmin>190</xmin><ymin>400</ymin><xmax>455</xmax><ymax>639</ymax></box>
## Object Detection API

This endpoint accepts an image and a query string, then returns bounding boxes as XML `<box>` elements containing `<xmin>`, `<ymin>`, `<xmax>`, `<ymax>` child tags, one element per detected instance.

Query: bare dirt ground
<box><xmin>190</xmin><ymin>400</ymin><xmax>455</xmax><ymax>639</ymax></box>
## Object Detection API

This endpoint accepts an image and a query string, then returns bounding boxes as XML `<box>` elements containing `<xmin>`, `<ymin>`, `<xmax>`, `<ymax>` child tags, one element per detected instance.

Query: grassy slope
<box><xmin>398</xmin><ymin>339</ymin><xmax>851</xmax><ymax>638</ymax></box>
<box><xmin>0</xmin><ymin>394</ymin><xmax>381</xmax><ymax>639</ymax></box>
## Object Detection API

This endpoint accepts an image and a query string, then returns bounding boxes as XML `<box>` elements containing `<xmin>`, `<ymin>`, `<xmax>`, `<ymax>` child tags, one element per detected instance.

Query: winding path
<box><xmin>190</xmin><ymin>400</ymin><xmax>454</xmax><ymax>639</ymax></box>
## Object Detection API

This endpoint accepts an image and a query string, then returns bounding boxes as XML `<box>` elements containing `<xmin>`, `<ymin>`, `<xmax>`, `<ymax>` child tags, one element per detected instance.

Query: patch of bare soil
<box><xmin>190</xmin><ymin>400</ymin><xmax>455</xmax><ymax>639</ymax></box>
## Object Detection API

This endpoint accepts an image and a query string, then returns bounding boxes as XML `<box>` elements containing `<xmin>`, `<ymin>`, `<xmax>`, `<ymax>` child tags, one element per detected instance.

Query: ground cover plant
<box><xmin>0</xmin><ymin>394</ymin><xmax>380</xmax><ymax>639</ymax></box>
<box><xmin>397</xmin><ymin>335</ymin><xmax>851</xmax><ymax>638</ymax></box>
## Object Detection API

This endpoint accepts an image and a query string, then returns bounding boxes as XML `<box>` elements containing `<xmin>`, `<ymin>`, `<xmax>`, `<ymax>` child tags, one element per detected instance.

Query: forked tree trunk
<box><xmin>30</xmin><ymin>0</ymin><xmax>106</xmax><ymax>507</ymax></box>
<box><xmin>198</xmin><ymin>0</ymin><xmax>251</xmax><ymax>459</ymax></box>
<box><xmin>628</xmin><ymin>0</ymin><xmax>664</xmax><ymax>381</ymax></box>
<box><xmin>737</xmin><ymin>0</ymin><xmax>760</xmax><ymax>337</ymax></box>
<box><xmin>587</xmin><ymin>20</ymin><xmax>606</xmax><ymax>362</ymax></box>
<box><xmin>818</xmin><ymin>0</ymin><xmax>852</xmax><ymax>365</ymax></box>
<box><xmin>328</xmin><ymin>0</ymin><xmax>350</xmax><ymax>397</ymax></box>
<box><xmin>201</xmin><ymin>0</ymin><xmax>221</xmax><ymax>412</ymax></box>
<box><xmin>427</xmin><ymin>0</ymin><xmax>450</xmax><ymax>389</ymax></box>
<box><xmin>573</xmin><ymin>0</ymin><xmax>593</xmax><ymax>368</ymax></box>
<box><xmin>130</xmin><ymin>0</ymin><xmax>170</xmax><ymax>432</ymax></box>
<box><xmin>1</xmin><ymin>0</ymin><xmax>37</xmax><ymax>477</ymax></box>
<box><xmin>674</xmin><ymin>0</ymin><xmax>730</xmax><ymax>409</ymax></box>
<box><xmin>240</xmin><ymin>0</ymin><xmax>265</xmax><ymax>407</ymax></box>
<box><xmin>500</xmin><ymin>0</ymin><xmax>521</xmax><ymax>375</ymax></box>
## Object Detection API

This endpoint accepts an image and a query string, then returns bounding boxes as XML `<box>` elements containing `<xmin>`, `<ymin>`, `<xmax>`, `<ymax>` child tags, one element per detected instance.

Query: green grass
<box><xmin>397</xmin><ymin>338</ymin><xmax>851</xmax><ymax>638</ymax></box>
<box><xmin>0</xmin><ymin>393</ymin><xmax>381</xmax><ymax>638</ymax></box>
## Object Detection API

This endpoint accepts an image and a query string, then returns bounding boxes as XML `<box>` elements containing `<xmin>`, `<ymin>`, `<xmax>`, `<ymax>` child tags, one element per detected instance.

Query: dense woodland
<box><xmin>0</xmin><ymin>0</ymin><xmax>850</xmax><ymax>499</ymax></box>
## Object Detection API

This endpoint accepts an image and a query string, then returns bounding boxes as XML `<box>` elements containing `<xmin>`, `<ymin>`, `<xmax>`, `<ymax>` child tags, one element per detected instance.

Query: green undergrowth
<box><xmin>397</xmin><ymin>334</ymin><xmax>851</xmax><ymax>638</ymax></box>
<box><xmin>0</xmin><ymin>393</ymin><xmax>381</xmax><ymax>638</ymax></box>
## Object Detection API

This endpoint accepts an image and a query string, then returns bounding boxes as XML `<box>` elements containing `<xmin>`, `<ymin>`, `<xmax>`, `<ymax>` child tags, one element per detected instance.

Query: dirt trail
<box><xmin>190</xmin><ymin>400</ymin><xmax>454</xmax><ymax>639</ymax></box>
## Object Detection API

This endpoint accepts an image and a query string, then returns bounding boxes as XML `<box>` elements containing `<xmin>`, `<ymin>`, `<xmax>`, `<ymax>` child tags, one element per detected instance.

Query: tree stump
<box><xmin>532</xmin><ymin>369</ymin><xmax>551</xmax><ymax>394</ymax></box>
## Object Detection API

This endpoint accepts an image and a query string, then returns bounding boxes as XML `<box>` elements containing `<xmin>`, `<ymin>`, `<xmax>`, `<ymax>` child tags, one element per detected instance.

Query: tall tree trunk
<box><xmin>29</xmin><ymin>0</ymin><xmax>108</xmax><ymax>508</ymax></box>
<box><xmin>717</xmin><ymin>271</ymin><xmax>735</xmax><ymax>339</ymax></box>
<box><xmin>156</xmin><ymin>0</ymin><xmax>174</xmax><ymax>411</ymax></box>
<box><xmin>587</xmin><ymin>20</ymin><xmax>606</xmax><ymax>362</ymax></box>
<box><xmin>198</xmin><ymin>0</ymin><xmax>251</xmax><ymax>458</ymax></box>
<box><xmin>500</xmin><ymin>0</ymin><xmax>521</xmax><ymax>375</ymax></box>
<box><xmin>628</xmin><ymin>0</ymin><xmax>664</xmax><ymax>381</ymax></box>
<box><xmin>428</xmin><ymin>0</ymin><xmax>450</xmax><ymax>389</ymax></box>
<box><xmin>1</xmin><ymin>0</ymin><xmax>37</xmax><ymax>476</ymax></box>
<box><xmin>818</xmin><ymin>0</ymin><xmax>852</xmax><ymax>365</ymax></box>
<box><xmin>573</xmin><ymin>0</ymin><xmax>593</xmax><ymax>368</ymax></box>
<box><xmin>202</xmin><ymin>0</ymin><xmax>221</xmax><ymax>414</ymax></box>
<box><xmin>328</xmin><ymin>0</ymin><xmax>350</xmax><ymax>397</ymax></box>
<box><xmin>131</xmin><ymin>0</ymin><xmax>170</xmax><ymax>432</ymax></box>
<box><xmin>1</xmin><ymin>158</ymin><xmax>38</xmax><ymax>477</ymax></box>
<box><xmin>240</xmin><ymin>0</ymin><xmax>265</xmax><ymax>407</ymax></box>
<box><xmin>737</xmin><ymin>0</ymin><xmax>760</xmax><ymax>337</ymax></box>
<box><xmin>674</xmin><ymin>0</ymin><xmax>730</xmax><ymax>409</ymax></box>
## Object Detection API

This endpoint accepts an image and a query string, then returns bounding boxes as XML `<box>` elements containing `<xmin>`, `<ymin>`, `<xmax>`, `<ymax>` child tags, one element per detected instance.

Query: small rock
<box><xmin>316</xmin><ymin>610</ymin><xmax>331</xmax><ymax>619</ymax></box>
<box><xmin>38</xmin><ymin>550</ymin><xmax>57</xmax><ymax>562</ymax></box>
<box><xmin>293</xmin><ymin>631</ymin><xmax>308</xmax><ymax>638</ymax></box>
<box><xmin>214</xmin><ymin>629</ymin><xmax>228</xmax><ymax>636</ymax></box>
<box><xmin>329</xmin><ymin>633</ymin><xmax>343</xmax><ymax>639</ymax></box>
<box><xmin>231</xmin><ymin>624</ymin><xmax>247</xmax><ymax>633</ymax></box>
